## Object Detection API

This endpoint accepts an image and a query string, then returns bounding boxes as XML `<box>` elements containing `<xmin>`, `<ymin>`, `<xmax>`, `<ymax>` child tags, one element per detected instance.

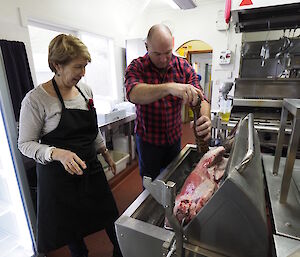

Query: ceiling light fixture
<box><xmin>172</xmin><ymin>0</ymin><xmax>197</xmax><ymax>9</ymax></box>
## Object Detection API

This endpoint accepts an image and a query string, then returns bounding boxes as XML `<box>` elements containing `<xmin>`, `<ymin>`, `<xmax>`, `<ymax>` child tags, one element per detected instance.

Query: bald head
<box><xmin>147</xmin><ymin>24</ymin><xmax>173</xmax><ymax>44</ymax></box>
<box><xmin>146</xmin><ymin>24</ymin><xmax>173</xmax><ymax>69</ymax></box>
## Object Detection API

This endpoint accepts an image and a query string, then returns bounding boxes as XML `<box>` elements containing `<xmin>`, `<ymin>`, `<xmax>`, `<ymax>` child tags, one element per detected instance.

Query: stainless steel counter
<box><xmin>262</xmin><ymin>99</ymin><xmax>300</xmax><ymax>256</ymax></box>
<box><xmin>98</xmin><ymin>113</ymin><xmax>136</xmax><ymax>163</ymax></box>
<box><xmin>273</xmin><ymin>99</ymin><xmax>300</xmax><ymax>201</ymax></box>
<box><xmin>263</xmin><ymin>155</ymin><xmax>300</xmax><ymax>256</ymax></box>
<box><xmin>98</xmin><ymin>112</ymin><xmax>136</xmax><ymax>130</ymax></box>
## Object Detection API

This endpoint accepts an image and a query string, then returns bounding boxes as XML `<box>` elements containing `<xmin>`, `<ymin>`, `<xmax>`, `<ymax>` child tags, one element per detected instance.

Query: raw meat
<box><xmin>173</xmin><ymin>146</ymin><xmax>227</xmax><ymax>225</ymax></box>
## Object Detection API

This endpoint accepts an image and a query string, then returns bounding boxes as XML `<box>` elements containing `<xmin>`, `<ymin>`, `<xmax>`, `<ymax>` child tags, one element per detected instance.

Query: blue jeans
<box><xmin>136</xmin><ymin>134</ymin><xmax>181</xmax><ymax>181</ymax></box>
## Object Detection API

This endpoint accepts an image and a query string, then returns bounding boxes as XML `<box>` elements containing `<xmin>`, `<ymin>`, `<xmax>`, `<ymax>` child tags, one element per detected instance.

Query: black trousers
<box><xmin>68</xmin><ymin>222</ymin><xmax>122</xmax><ymax>257</ymax></box>
<box><xmin>136</xmin><ymin>134</ymin><xmax>181</xmax><ymax>180</ymax></box>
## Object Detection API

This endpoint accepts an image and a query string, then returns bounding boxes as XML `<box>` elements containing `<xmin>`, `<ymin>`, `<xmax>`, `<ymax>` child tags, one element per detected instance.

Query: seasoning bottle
<box><xmin>190</xmin><ymin>97</ymin><xmax>209</xmax><ymax>153</ymax></box>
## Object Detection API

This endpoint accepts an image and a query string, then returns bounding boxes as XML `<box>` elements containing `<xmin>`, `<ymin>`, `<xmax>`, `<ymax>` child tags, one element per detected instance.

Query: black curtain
<box><xmin>0</xmin><ymin>40</ymin><xmax>34</xmax><ymax>121</ymax></box>
<box><xmin>0</xmin><ymin>40</ymin><xmax>37</xmax><ymax>213</ymax></box>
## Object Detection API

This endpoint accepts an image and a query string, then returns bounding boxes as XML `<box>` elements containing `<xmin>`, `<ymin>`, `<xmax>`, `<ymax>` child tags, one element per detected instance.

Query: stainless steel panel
<box><xmin>234</xmin><ymin>78</ymin><xmax>300</xmax><ymax>99</ymax></box>
<box><xmin>293</xmin><ymin>165</ymin><xmax>300</xmax><ymax>196</ymax></box>
<box><xmin>240</xmin><ymin>38</ymin><xmax>300</xmax><ymax>77</ymax></box>
<box><xmin>183</xmin><ymin>243</ymin><xmax>226</xmax><ymax>257</ymax></box>
<box><xmin>284</xmin><ymin>98</ymin><xmax>300</xmax><ymax>117</ymax></box>
<box><xmin>115</xmin><ymin>215</ymin><xmax>175</xmax><ymax>257</ymax></box>
<box><xmin>272</xmin><ymin>99</ymin><xmax>300</xmax><ymax>202</ymax></box>
<box><xmin>232</xmin><ymin>3</ymin><xmax>300</xmax><ymax>33</ymax></box>
<box><xmin>115</xmin><ymin>145</ymin><xmax>199</xmax><ymax>257</ymax></box>
<box><xmin>241</xmin><ymin>39</ymin><xmax>300</xmax><ymax>59</ymax></box>
<box><xmin>240</xmin><ymin>58</ymin><xmax>284</xmax><ymax>78</ymax></box>
<box><xmin>231</xmin><ymin>106</ymin><xmax>282</xmax><ymax>121</ymax></box>
<box><xmin>233</xmin><ymin>98</ymin><xmax>282</xmax><ymax>108</ymax></box>
<box><xmin>184</xmin><ymin>115</ymin><xmax>268</xmax><ymax>257</ymax></box>
<box><xmin>263</xmin><ymin>155</ymin><xmax>300</xmax><ymax>240</ymax></box>
<box><xmin>274</xmin><ymin>235</ymin><xmax>300</xmax><ymax>257</ymax></box>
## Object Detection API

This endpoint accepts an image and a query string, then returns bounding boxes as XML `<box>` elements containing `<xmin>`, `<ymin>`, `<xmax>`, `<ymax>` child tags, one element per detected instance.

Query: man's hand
<box><xmin>191</xmin><ymin>115</ymin><xmax>212</xmax><ymax>142</ymax></box>
<box><xmin>52</xmin><ymin>148</ymin><xmax>86</xmax><ymax>175</ymax></box>
<box><xmin>168</xmin><ymin>83</ymin><xmax>204</xmax><ymax>105</ymax></box>
<box><xmin>128</xmin><ymin>82</ymin><xmax>204</xmax><ymax>105</ymax></box>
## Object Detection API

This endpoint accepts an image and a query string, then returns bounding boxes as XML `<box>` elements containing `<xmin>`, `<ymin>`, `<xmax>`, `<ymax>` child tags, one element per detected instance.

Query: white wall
<box><xmin>0</xmin><ymin>0</ymin><xmax>135</xmax><ymax>102</ymax></box>
<box><xmin>0</xmin><ymin>0</ymin><xmax>36</xmax><ymax>84</ymax></box>
<box><xmin>127</xmin><ymin>0</ymin><xmax>243</xmax><ymax>112</ymax></box>
<box><xmin>125</xmin><ymin>39</ymin><xmax>147</xmax><ymax>67</ymax></box>
<box><xmin>0</xmin><ymin>0</ymin><xmax>244</xmax><ymax>111</ymax></box>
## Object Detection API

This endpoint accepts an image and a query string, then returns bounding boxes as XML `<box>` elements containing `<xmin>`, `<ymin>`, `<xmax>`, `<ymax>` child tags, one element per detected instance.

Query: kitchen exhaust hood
<box><xmin>231</xmin><ymin>0</ymin><xmax>300</xmax><ymax>33</ymax></box>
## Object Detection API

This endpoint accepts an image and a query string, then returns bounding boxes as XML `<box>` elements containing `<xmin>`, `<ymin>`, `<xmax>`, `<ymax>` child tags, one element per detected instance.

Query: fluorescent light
<box><xmin>164</xmin><ymin>0</ymin><xmax>180</xmax><ymax>9</ymax></box>
<box><xmin>173</xmin><ymin>0</ymin><xmax>197</xmax><ymax>9</ymax></box>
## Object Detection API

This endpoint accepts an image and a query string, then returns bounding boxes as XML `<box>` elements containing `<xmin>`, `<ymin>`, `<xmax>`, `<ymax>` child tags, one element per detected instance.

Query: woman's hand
<box><xmin>104</xmin><ymin>153</ymin><xmax>116</xmax><ymax>175</ymax></box>
<box><xmin>51</xmin><ymin>148</ymin><xmax>86</xmax><ymax>175</ymax></box>
<box><xmin>99</xmin><ymin>147</ymin><xmax>116</xmax><ymax>175</ymax></box>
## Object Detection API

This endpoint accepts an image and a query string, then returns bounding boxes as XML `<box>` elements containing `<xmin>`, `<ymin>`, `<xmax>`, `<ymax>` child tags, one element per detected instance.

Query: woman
<box><xmin>18</xmin><ymin>34</ymin><xmax>123</xmax><ymax>257</ymax></box>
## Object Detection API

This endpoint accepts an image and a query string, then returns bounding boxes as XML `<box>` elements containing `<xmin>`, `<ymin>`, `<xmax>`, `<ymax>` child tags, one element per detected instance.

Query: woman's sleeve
<box><xmin>18</xmin><ymin>94</ymin><xmax>52</xmax><ymax>164</ymax></box>
<box><xmin>94</xmin><ymin>129</ymin><xmax>106</xmax><ymax>152</ymax></box>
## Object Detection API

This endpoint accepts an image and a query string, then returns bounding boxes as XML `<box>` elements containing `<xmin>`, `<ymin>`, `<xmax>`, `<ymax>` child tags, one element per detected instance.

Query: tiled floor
<box><xmin>47</xmin><ymin>122</ymin><xmax>195</xmax><ymax>257</ymax></box>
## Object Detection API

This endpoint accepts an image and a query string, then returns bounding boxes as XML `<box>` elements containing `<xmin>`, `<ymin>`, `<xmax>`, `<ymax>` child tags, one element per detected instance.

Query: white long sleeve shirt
<box><xmin>18</xmin><ymin>82</ymin><xmax>105</xmax><ymax>164</ymax></box>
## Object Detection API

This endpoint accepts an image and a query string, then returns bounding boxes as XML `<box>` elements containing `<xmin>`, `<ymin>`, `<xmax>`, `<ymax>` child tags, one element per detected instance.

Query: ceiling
<box><xmin>145</xmin><ymin>0</ymin><xmax>222</xmax><ymax>11</ymax></box>
<box><xmin>147</xmin><ymin>0</ymin><xmax>172</xmax><ymax>11</ymax></box>
<box><xmin>113</xmin><ymin>0</ymin><xmax>224</xmax><ymax>18</ymax></box>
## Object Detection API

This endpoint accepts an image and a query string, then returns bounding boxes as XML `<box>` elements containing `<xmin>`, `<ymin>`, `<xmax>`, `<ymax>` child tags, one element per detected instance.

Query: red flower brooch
<box><xmin>87</xmin><ymin>98</ymin><xmax>94</xmax><ymax>110</ymax></box>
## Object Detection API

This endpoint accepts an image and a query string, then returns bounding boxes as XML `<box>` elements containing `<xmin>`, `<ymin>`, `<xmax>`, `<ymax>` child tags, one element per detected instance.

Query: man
<box><xmin>125</xmin><ymin>24</ymin><xmax>211</xmax><ymax>182</ymax></box>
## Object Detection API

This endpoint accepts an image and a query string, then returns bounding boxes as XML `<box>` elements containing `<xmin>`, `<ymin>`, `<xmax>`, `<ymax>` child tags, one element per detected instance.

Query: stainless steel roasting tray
<box><xmin>115</xmin><ymin>114</ymin><xmax>268</xmax><ymax>257</ymax></box>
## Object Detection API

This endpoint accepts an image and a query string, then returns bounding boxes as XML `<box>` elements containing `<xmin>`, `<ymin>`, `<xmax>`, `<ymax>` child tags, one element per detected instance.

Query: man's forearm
<box><xmin>129</xmin><ymin>83</ymin><xmax>171</xmax><ymax>104</ymax></box>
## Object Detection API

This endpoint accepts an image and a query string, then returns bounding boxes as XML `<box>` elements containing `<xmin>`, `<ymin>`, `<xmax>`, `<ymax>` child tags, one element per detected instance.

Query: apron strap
<box><xmin>52</xmin><ymin>77</ymin><xmax>90</xmax><ymax>109</ymax></box>
<box><xmin>75</xmin><ymin>85</ymin><xmax>89</xmax><ymax>102</ymax></box>
<box><xmin>52</xmin><ymin>77</ymin><xmax>66</xmax><ymax>109</ymax></box>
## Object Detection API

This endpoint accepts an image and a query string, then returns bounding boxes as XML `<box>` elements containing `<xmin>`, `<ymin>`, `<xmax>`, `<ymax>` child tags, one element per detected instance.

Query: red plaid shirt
<box><xmin>125</xmin><ymin>54</ymin><xmax>203</xmax><ymax>146</ymax></box>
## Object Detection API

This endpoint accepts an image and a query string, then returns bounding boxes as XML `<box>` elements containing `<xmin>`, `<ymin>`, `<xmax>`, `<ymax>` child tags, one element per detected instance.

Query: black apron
<box><xmin>36</xmin><ymin>78</ymin><xmax>118</xmax><ymax>253</ymax></box>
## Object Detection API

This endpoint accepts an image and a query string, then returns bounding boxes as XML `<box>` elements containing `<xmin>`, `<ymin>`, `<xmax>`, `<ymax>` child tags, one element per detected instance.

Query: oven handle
<box><xmin>234</xmin><ymin>113</ymin><xmax>255</xmax><ymax>173</ymax></box>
